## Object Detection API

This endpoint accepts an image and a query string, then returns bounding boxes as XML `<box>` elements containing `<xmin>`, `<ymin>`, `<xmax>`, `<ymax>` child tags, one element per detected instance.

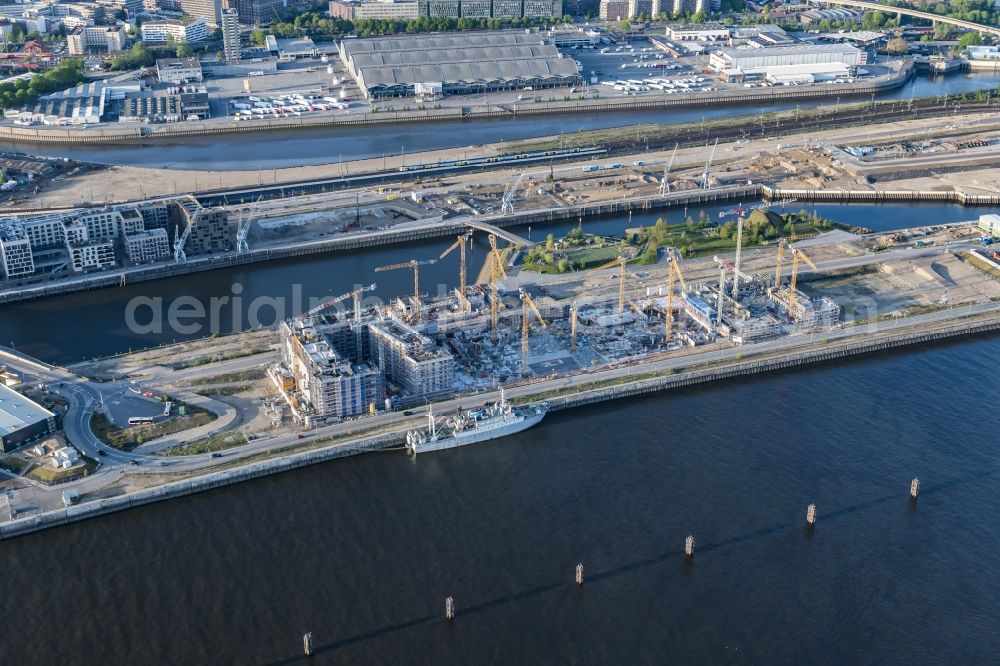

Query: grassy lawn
<box><xmin>565</xmin><ymin>245</ymin><xmax>621</xmax><ymax>269</ymax></box>
<box><xmin>196</xmin><ymin>385</ymin><xmax>253</xmax><ymax>397</ymax></box>
<box><xmin>26</xmin><ymin>455</ymin><xmax>99</xmax><ymax>485</ymax></box>
<box><xmin>156</xmin><ymin>431</ymin><xmax>249</xmax><ymax>457</ymax></box>
<box><xmin>172</xmin><ymin>347</ymin><xmax>271</xmax><ymax>370</ymax></box>
<box><xmin>187</xmin><ymin>368</ymin><xmax>267</xmax><ymax>386</ymax></box>
<box><xmin>91</xmin><ymin>403</ymin><xmax>215</xmax><ymax>452</ymax></box>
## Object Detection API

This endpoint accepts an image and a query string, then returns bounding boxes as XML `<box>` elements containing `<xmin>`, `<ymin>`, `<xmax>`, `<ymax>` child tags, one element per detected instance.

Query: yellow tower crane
<box><xmin>569</xmin><ymin>301</ymin><xmax>579</xmax><ymax>352</ymax></box>
<box><xmin>440</xmin><ymin>231</ymin><xmax>472</xmax><ymax>311</ymax></box>
<box><xmin>788</xmin><ymin>247</ymin><xmax>818</xmax><ymax>314</ymax></box>
<box><xmin>665</xmin><ymin>254</ymin><xmax>687</xmax><ymax>344</ymax></box>
<box><xmin>597</xmin><ymin>255</ymin><xmax>627</xmax><ymax>318</ymax></box>
<box><xmin>519</xmin><ymin>288</ymin><xmax>547</xmax><ymax>375</ymax></box>
<box><xmin>487</xmin><ymin>234</ymin><xmax>508</xmax><ymax>342</ymax></box>
<box><xmin>773</xmin><ymin>238</ymin><xmax>786</xmax><ymax>290</ymax></box>
<box><xmin>374</xmin><ymin>258</ymin><xmax>436</xmax><ymax>322</ymax></box>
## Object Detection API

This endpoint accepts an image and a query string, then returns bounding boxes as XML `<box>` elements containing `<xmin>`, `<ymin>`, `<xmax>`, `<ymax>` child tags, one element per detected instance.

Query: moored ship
<box><xmin>405</xmin><ymin>389</ymin><xmax>547</xmax><ymax>453</ymax></box>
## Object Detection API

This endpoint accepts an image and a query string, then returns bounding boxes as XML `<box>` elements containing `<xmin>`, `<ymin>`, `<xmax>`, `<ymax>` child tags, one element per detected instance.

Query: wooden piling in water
<box><xmin>303</xmin><ymin>632</ymin><xmax>313</xmax><ymax>657</ymax></box>
<box><xmin>575</xmin><ymin>563</ymin><xmax>584</xmax><ymax>585</ymax></box>
<box><xmin>445</xmin><ymin>596</ymin><xmax>455</xmax><ymax>621</ymax></box>
<box><xmin>685</xmin><ymin>535</ymin><xmax>694</xmax><ymax>558</ymax></box>
<box><xmin>910</xmin><ymin>478</ymin><xmax>920</xmax><ymax>500</ymax></box>
<box><xmin>806</xmin><ymin>504</ymin><xmax>817</xmax><ymax>526</ymax></box>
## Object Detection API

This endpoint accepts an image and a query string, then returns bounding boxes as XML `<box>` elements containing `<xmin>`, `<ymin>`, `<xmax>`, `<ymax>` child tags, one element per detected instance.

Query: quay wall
<box><xmin>2</xmin><ymin>309</ymin><xmax>999</xmax><ymax>541</ymax></box>
<box><xmin>0</xmin><ymin>68</ymin><xmax>914</xmax><ymax>147</ymax></box>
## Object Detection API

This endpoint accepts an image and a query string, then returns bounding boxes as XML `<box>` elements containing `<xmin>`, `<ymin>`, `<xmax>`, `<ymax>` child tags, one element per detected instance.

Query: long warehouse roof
<box><xmin>358</xmin><ymin>58</ymin><xmax>579</xmax><ymax>88</ymax></box>
<box><xmin>340</xmin><ymin>31</ymin><xmax>542</xmax><ymax>56</ymax></box>
<box><xmin>349</xmin><ymin>44</ymin><xmax>560</xmax><ymax>69</ymax></box>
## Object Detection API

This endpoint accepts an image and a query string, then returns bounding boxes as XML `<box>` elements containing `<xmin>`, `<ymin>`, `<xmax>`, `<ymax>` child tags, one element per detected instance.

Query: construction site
<box><xmin>268</xmin><ymin>201</ymin><xmax>1000</xmax><ymax>427</ymax></box>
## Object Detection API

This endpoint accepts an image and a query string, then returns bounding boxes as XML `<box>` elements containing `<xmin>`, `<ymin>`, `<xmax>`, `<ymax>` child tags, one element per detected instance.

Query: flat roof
<box><xmin>716</xmin><ymin>43</ymin><xmax>861</xmax><ymax>59</ymax></box>
<box><xmin>0</xmin><ymin>384</ymin><xmax>54</xmax><ymax>439</ymax></box>
<box><xmin>340</xmin><ymin>31</ymin><xmax>542</xmax><ymax>56</ymax></box>
<box><xmin>344</xmin><ymin>32</ymin><xmax>578</xmax><ymax>89</ymax></box>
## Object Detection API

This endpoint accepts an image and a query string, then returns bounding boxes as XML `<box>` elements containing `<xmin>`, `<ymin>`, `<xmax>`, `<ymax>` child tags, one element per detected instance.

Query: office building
<box><xmin>66</xmin><ymin>25</ymin><xmax>127</xmax><ymax>56</ymax></box>
<box><xmin>233</xmin><ymin>0</ymin><xmax>284</xmax><ymax>26</ymax></box>
<box><xmin>155</xmin><ymin>57</ymin><xmax>205</xmax><ymax>84</ymax></box>
<box><xmin>599</xmin><ymin>0</ymin><xmax>629</xmax><ymax>21</ymax></box>
<box><xmin>329</xmin><ymin>0</ymin><xmax>420</xmax><ymax>20</ymax></box>
<box><xmin>123</xmin><ymin>228</ymin><xmax>171</xmax><ymax>264</ymax></box>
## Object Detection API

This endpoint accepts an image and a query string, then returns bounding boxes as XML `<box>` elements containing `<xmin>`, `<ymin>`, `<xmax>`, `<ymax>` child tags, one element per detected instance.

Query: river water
<box><xmin>2</xmin><ymin>73</ymin><xmax>998</xmax><ymax>170</ymax></box>
<box><xmin>0</xmin><ymin>334</ymin><xmax>997</xmax><ymax>665</ymax></box>
<box><xmin>0</xmin><ymin>201</ymin><xmax>989</xmax><ymax>364</ymax></box>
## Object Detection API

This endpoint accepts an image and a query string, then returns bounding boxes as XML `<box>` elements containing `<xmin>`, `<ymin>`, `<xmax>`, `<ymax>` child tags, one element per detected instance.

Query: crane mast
<box><xmin>488</xmin><ymin>234</ymin><xmax>507</xmax><ymax>343</ymax></box>
<box><xmin>440</xmin><ymin>231</ymin><xmax>472</xmax><ymax>311</ymax></box>
<box><xmin>788</xmin><ymin>247</ymin><xmax>817</xmax><ymax>314</ymax></box>
<box><xmin>519</xmin><ymin>288</ymin><xmax>547</xmax><ymax>375</ymax></box>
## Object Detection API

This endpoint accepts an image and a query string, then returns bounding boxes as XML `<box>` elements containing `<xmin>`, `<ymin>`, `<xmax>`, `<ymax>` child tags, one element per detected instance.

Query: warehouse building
<box><xmin>340</xmin><ymin>31</ymin><xmax>580</xmax><ymax>99</ymax></box>
<box><xmin>709</xmin><ymin>43</ymin><xmax>863</xmax><ymax>80</ymax></box>
<box><xmin>0</xmin><ymin>384</ymin><xmax>57</xmax><ymax>453</ymax></box>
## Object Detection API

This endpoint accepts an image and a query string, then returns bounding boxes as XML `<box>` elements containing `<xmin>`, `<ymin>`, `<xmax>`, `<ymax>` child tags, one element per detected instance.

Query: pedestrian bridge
<box><xmin>466</xmin><ymin>220</ymin><xmax>535</xmax><ymax>247</ymax></box>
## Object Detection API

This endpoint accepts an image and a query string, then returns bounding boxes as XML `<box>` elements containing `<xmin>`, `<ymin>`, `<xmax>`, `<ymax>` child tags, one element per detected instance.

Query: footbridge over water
<box><xmin>814</xmin><ymin>0</ymin><xmax>1000</xmax><ymax>38</ymax></box>
<box><xmin>465</xmin><ymin>220</ymin><xmax>535</xmax><ymax>247</ymax></box>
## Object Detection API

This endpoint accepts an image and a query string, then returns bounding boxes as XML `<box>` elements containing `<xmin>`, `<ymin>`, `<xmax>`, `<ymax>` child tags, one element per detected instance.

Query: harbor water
<box><xmin>0</xmin><ymin>335</ymin><xmax>997</xmax><ymax>664</ymax></box>
<box><xmin>1</xmin><ymin>73</ymin><xmax>998</xmax><ymax>170</ymax></box>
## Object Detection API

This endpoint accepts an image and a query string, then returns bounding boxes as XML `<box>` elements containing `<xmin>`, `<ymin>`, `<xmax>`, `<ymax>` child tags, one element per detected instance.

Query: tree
<box><xmin>887</xmin><ymin>37</ymin><xmax>911</xmax><ymax>54</ymax></box>
<box><xmin>557</xmin><ymin>258</ymin><xmax>570</xmax><ymax>273</ymax></box>
<box><xmin>250</xmin><ymin>28</ymin><xmax>267</xmax><ymax>45</ymax></box>
<box><xmin>545</xmin><ymin>233</ymin><xmax>555</xmax><ymax>250</ymax></box>
<box><xmin>958</xmin><ymin>32</ymin><xmax>982</xmax><ymax>48</ymax></box>
<box><xmin>176</xmin><ymin>42</ymin><xmax>194</xmax><ymax>57</ymax></box>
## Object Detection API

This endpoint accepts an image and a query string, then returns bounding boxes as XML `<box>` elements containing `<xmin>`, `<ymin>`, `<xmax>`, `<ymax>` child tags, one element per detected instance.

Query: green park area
<box><xmin>523</xmin><ymin>209</ymin><xmax>850</xmax><ymax>273</ymax></box>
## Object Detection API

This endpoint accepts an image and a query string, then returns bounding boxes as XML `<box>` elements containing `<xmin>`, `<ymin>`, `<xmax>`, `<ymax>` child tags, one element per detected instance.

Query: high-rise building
<box><xmin>233</xmin><ymin>0</ymin><xmax>284</xmax><ymax>26</ymax></box>
<box><xmin>179</xmin><ymin>0</ymin><xmax>222</xmax><ymax>27</ymax></box>
<box><xmin>221</xmin><ymin>8</ymin><xmax>241</xmax><ymax>62</ymax></box>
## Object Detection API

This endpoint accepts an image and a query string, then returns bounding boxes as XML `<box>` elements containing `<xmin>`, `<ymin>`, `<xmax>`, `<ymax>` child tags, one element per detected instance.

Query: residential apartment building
<box><xmin>142</xmin><ymin>18</ymin><xmax>209</xmax><ymax>44</ymax></box>
<box><xmin>179</xmin><ymin>0</ymin><xmax>222</xmax><ymax>27</ymax></box>
<box><xmin>221</xmin><ymin>8</ymin><xmax>241</xmax><ymax>62</ymax></box>
<box><xmin>280</xmin><ymin>318</ymin><xmax>384</xmax><ymax>421</ymax></box>
<box><xmin>67</xmin><ymin>239</ymin><xmax>116</xmax><ymax>272</ymax></box>
<box><xmin>0</xmin><ymin>223</ymin><xmax>35</xmax><ymax>279</ymax></box>
<box><xmin>123</xmin><ymin>228</ymin><xmax>171</xmax><ymax>264</ymax></box>
<box><xmin>367</xmin><ymin>319</ymin><xmax>454</xmax><ymax>397</ymax></box>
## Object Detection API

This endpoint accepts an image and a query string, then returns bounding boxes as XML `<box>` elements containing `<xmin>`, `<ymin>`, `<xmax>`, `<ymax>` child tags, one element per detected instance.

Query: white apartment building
<box><xmin>141</xmin><ymin>17</ymin><xmax>209</xmax><ymax>44</ymax></box>
<box><xmin>124</xmin><ymin>228</ymin><xmax>171</xmax><ymax>264</ymax></box>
